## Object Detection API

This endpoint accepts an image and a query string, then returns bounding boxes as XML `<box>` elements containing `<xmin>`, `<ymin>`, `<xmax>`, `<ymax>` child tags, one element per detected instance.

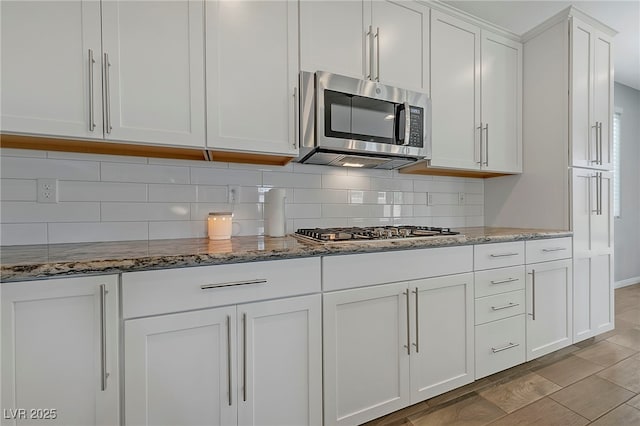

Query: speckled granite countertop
<box><xmin>0</xmin><ymin>227</ymin><xmax>571</xmax><ymax>282</ymax></box>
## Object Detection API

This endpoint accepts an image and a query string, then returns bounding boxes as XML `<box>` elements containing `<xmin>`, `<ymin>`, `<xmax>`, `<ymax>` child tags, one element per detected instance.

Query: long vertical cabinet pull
<box><xmin>242</xmin><ymin>312</ymin><xmax>247</xmax><ymax>402</ymax></box>
<box><xmin>103</xmin><ymin>53</ymin><xmax>112</xmax><ymax>134</ymax></box>
<box><xmin>412</xmin><ymin>288</ymin><xmax>419</xmax><ymax>353</ymax></box>
<box><xmin>598</xmin><ymin>172</ymin><xmax>603</xmax><ymax>215</ymax></box>
<box><xmin>88</xmin><ymin>49</ymin><xmax>96</xmax><ymax>132</ymax></box>
<box><xmin>592</xmin><ymin>174</ymin><xmax>600</xmax><ymax>215</ymax></box>
<box><xmin>403</xmin><ymin>290</ymin><xmax>410</xmax><ymax>355</ymax></box>
<box><xmin>226</xmin><ymin>315</ymin><xmax>232</xmax><ymax>406</ymax></box>
<box><xmin>528</xmin><ymin>270</ymin><xmax>536</xmax><ymax>321</ymax></box>
<box><xmin>592</xmin><ymin>122</ymin><xmax>599</xmax><ymax>164</ymax></box>
<box><xmin>292</xmin><ymin>89</ymin><xmax>298</xmax><ymax>150</ymax></box>
<box><xmin>483</xmin><ymin>123</ymin><xmax>489</xmax><ymax>166</ymax></box>
<box><xmin>366</xmin><ymin>25</ymin><xmax>374</xmax><ymax>80</ymax></box>
<box><xmin>99</xmin><ymin>284</ymin><xmax>108</xmax><ymax>391</ymax></box>
<box><xmin>375</xmin><ymin>27</ymin><xmax>380</xmax><ymax>82</ymax></box>
<box><xmin>598</xmin><ymin>122</ymin><xmax>603</xmax><ymax>165</ymax></box>
<box><xmin>477</xmin><ymin>122</ymin><xmax>484</xmax><ymax>165</ymax></box>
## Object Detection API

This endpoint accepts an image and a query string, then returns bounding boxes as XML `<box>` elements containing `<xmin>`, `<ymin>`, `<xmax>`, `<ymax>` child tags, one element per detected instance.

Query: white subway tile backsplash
<box><xmin>148</xmin><ymin>184</ymin><xmax>197</xmax><ymax>202</ymax></box>
<box><xmin>264</xmin><ymin>171</ymin><xmax>321</xmax><ymax>189</ymax></box>
<box><xmin>0</xmin><ymin>179</ymin><xmax>37</xmax><ymax>201</ymax></box>
<box><xmin>0</xmin><ymin>223</ymin><xmax>48</xmax><ymax>245</ymax></box>
<box><xmin>101</xmin><ymin>202</ymin><xmax>190</xmax><ymax>222</ymax></box>
<box><xmin>0</xmin><ymin>150</ymin><xmax>485</xmax><ymax>244</ymax></box>
<box><xmin>1</xmin><ymin>202</ymin><xmax>100</xmax><ymax>223</ymax></box>
<box><xmin>101</xmin><ymin>162</ymin><xmax>189</xmax><ymax>184</ymax></box>
<box><xmin>191</xmin><ymin>167</ymin><xmax>261</xmax><ymax>186</ymax></box>
<box><xmin>48</xmin><ymin>222</ymin><xmax>149</xmax><ymax>244</ymax></box>
<box><xmin>149</xmin><ymin>221</ymin><xmax>207</xmax><ymax>240</ymax></box>
<box><xmin>60</xmin><ymin>181</ymin><xmax>147</xmax><ymax>202</ymax></box>
<box><xmin>1</xmin><ymin>156</ymin><xmax>100</xmax><ymax>180</ymax></box>
<box><xmin>322</xmin><ymin>174</ymin><xmax>370</xmax><ymax>190</ymax></box>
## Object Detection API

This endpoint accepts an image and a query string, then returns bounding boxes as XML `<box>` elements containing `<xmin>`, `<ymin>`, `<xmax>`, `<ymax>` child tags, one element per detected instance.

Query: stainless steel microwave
<box><xmin>297</xmin><ymin>71</ymin><xmax>431</xmax><ymax>169</ymax></box>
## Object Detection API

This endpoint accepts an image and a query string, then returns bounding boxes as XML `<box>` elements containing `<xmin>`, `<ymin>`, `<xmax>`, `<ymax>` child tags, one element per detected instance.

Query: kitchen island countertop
<box><xmin>1</xmin><ymin>227</ymin><xmax>572</xmax><ymax>282</ymax></box>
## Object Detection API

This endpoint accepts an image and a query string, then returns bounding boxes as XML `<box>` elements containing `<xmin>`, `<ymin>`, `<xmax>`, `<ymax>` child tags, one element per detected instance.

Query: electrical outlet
<box><xmin>458</xmin><ymin>192</ymin><xmax>466</xmax><ymax>205</ymax></box>
<box><xmin>228</xmin><ymin>185</ymin><xmax>241</xmax><ymax>204</ymax></box>
<box><xmin>427</xmin><ymin>192</ymin><xmax>434</xmax><ymax>206</ymax></box>
<box><xmin>37</xmin><ymin>178</ymin><xmax>58</xmax><ymax>203</ymax></box>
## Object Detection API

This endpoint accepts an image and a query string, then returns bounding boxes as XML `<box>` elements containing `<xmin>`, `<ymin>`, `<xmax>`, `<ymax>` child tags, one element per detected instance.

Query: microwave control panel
<box><xmin>407</xmin><ymin>106</ymin><xmax>424</xmax><ymax>147</ymax></box>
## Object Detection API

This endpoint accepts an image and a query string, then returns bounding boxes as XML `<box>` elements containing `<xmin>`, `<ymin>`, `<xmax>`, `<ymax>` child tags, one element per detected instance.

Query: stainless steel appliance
<box><xmin>297</xmin><ymin>71</ymin><xmax>431</xmax><ymax>169</ymax></box>
<box><xmin>294</xmin><ymin>226</ymin><xmax>459</xmax><ymax>243</ymax></box>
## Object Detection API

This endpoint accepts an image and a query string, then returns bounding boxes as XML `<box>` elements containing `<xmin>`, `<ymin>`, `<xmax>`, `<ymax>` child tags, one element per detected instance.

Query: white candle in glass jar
<box><xmin>208</xmin><ymin>212</ymin><xmax>233</xmax><ymax>240</ymax></box>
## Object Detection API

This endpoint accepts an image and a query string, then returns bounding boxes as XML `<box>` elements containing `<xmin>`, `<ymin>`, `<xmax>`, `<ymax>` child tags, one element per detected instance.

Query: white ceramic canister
<box><xmin>264</xmin><ymin>188</ymin><xmax>286</xmax><ymax>237</ymax></box>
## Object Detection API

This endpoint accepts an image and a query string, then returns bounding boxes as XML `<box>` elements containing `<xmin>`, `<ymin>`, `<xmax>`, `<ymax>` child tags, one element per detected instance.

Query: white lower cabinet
<box><xmin>1</xmin><ymin>275</ymin><xmax>119</xmax><ymax>426</ymax></box>
<box><xmin>323</xmin><ymin>273</ymin><xmax>474</xmax><ymax>426</ymax></box>
<box><xmin>124</xmin><ymin>294</ymin><xmax>322</xmax><ymax>426</ymax></box>
<box><xmin>525</xmin><ymin>258</ymin><xmax>573</xmax><ymax>361</ymax></box>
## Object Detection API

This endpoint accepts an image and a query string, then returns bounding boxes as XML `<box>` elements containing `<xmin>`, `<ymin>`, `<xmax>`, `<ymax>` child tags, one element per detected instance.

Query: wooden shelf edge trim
<box><xmin>399</xmin><ymin>161</ymin><xmax>517</xmax><ymax>179</ymax></box>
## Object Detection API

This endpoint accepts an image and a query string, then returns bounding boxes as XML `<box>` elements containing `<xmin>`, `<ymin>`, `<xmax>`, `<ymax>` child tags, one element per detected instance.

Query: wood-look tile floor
<box><xmin>364</xmin><ymin>283</ymin><xmax>640</xmax><ymax>426</ymax></box>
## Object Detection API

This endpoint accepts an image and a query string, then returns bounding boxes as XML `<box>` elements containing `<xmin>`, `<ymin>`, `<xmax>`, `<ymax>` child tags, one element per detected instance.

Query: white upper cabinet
<box><xmin>481</xmin><ymin>32</ymin><xmax>522</xmax><ymax>173</ymax></box>
<box><xmin>0</xmin><ymin>0</ymin><xmax>102</xmax><ymax>139</ymax></box>
<box><xmin>101</xmin><ymin>0</ymin><xmax>206</xmax><ymax>147</ymax></box>
<box><xmin>430</xmin><ymin>10</ymin><xmax>481</xmax><ymax>170</ymax></box>
<box><xmin>431</xmin><ymin>10</ymin><xmax>522</xmax><ymax>173</ymax></box>
<box><xmin>300</xmin><ymin>0</ymin><xmax>429</xmax><ymax>92</ymax></box>
<box><xmin>206</xmin><ymin>0</ymin><xmax>299</xmax><ymax>156</ymax></box>
<box><xmin>570</xmin><ymin>17</ymin><xmax>613</xmax><ymax>170</ymax></box>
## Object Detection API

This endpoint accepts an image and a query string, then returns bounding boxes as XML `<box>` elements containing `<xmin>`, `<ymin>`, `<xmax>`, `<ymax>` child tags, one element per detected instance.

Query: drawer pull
<box><xmin>489</xmin><ymin>252</ymin><xmax>520</xmax><ymax>258</ymax></box>
<box><xmin>491</xmin><ymin>302</ymin><xmax>519</xmax><ymax>311</ymax></box>
<box><xmin>490</xmin><ymin>278</ymin><xmax>519</xmax><ymax>285</ymax></box>
<box><xmin>542</xmin><ymin>247</ymin><xmax>567</xmax><ymax>252</ymax></box>
<box><xmin>201</xmin><ymin>279</ymin><xmax>267</xmax><ymax>290</ymax></box>
<box><xmin>491</xmin><ymin>342</ymin><xmax>520</xmax><ymax>353</ymax></box>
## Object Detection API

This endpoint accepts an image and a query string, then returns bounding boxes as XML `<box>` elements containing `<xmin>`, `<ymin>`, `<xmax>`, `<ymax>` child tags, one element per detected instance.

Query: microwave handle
<box><xmin>396</xmin><ymin>102</ymin><xmax>411</xmax><ymax>145</ymax></box>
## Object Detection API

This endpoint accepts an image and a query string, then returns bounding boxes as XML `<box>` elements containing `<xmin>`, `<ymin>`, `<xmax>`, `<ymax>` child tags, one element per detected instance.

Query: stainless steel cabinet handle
<box><xmin>592</xmin><ymin>122</ymin><xmax>599</xmax><ymax>163</ymax></box>
<box><xmin>491</xmin><ymin>342</ymin><xmax>520</xmax><ymax>353</ymax></box>
<box><xmin>412</xmin><ymin>288</ymin><xmax>419</xmax><ymax>353</ymax></box>
<box><xmin>100</xmin><ymin>284</ymin><xmax>108</xmax><ymax>391</ymax></box>
<box><xmin>483</xmin><ymin>123</ymin><xmax>489</xmax><ymax>166</ymax></box>
<box><xmin>598</xmin><ymin>172</ymin><xmax>603</xmax><ymax>215</ymax></box>
<box><xmin>542</xmin><ymin>247</ymin><xmax>567</xmax><ymax>252</ymax></box>
<box><xmin>491</xmin><ymin>302</ymin><xmax>519</xmax><ymax>311</ymax></box>
<box><xmin>477</xmin><ymin>122</ymin><xmax>483</xmax><ymax>165</ymax></box>
<box><xmin>528</xmin><ymin>270</ymin><xmax>536</xmax><ymax>321</ymax></box>
<box><xmin>227</xmin><ymin>315</ymin><xmax>232</xmax><ymax>406</ymax></box>
<box><xmin>366</xmin><ymin>25</ymin><xmax>373</xmax><ymax>80</ymax></box>
<box><xmin>242</xmin><ymin>313</ymin><xmax>247</xmax><ymax>402</ymax></box>
<box><xmin>598</xmin><ymin>122</ymin><xmax>603</xmax><ymax>165</ymax></box>
<box><xmin>292</xmin><ymin>89</ymin><xmax>298</xmax><ymax>150</ymax></box>
<box><xmin>103</xmin><ymin>52</ymin><xmax>112</xmax><ymax>134</ymax></box>
<box><xmin>88</xmin><ymin>49</ymin><xmax>96</xmax><ymax>132</ymax></box>
<box><xmin>375</xmin><ymin>27</ymin><xmax>380</xmax><ymax>82</ymax></box>
<box><xmin>490</xmin><ymin>252</ymin><xmax>519</xmax><ymax>258</ymax></box>
<box><xmin>403</xmin><ymin>290</ymin><xmax>410</xmax><ymax>355</ymax></box>
<box><xmin>592</xmin><ymin>173</ymin><xmax>600</xmax><ymax>214</ymax></box>
<box><xmin>201</xmin><ymin>279</ymin><xmax>267</xmax><ymax>290</ymax></box>
<box><xmin>490</xmin><ymin>278</ymin><xmax>519</xmax><ymax>285</ymax></box>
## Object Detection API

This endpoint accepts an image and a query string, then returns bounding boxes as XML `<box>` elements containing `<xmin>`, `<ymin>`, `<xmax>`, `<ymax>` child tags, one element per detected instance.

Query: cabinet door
<box><xmin>238</xmin><ymin>295</ymin><xmax>322</xmax><ymax>426</ymax></box>
<box><xmin>570</xmin><ymin>18</ymin><xmax>595</xmax><ymax>168</ymax></box>
<box><xmin>101</xmin><ymin>0</ymin><xmax>205</xmax><ymax>147</ymax></box>
<box><xmin>430</xmin><ymin>10</ymin><xmax>481</xmax><ymax>170</ymax></box>
<box><xmin>206</xmin><ymin>0</ymin><xmax>299</xmax><ymax>156</ymax></box>
<box><xmin>410</xmin><ymin>273</ymin><xmax>474</xmax><ymax>402</ymax></box>
<box><xmin>0</xmin><ymin>0</ymin><xmax>102</xmax><ymax>139</ymax></box>
<box><xmin>573</xmin><ymin>253</ymin><xmax>614</xmax><ymax>342</ymax></box>
<box><xmin>299</xmin><ymin>0</ymin><xmax>367</xmax><ymax>80</ymax></box>
<box><xmin>1</xmin><ymin>276</ymin><xmax>119</xmax><ymax>426</ymax></box>
<box><xmin>323</xmin><ymin>282</ymin><xmax>410</xmax><ymax>426</ymax></box>
<box><xmin>526</xmin><ymin>259</ymin><xmax>573</xmax><ymax>361</ymax></box>
<box><xmin>592</xmin><ymin>31</ymin><xmax>613</xmax><ymax>169</ymax></box>
<box><xmin>372</xmin><ymin>0</ymin><xmax>429</xmax><ymax>92</ymax></box>
<box><xmin>481</xmin><ymin>31</ymin><xmax>522</xmax><ymax>173</ymax></box>
<box><xmin>124</xmin><ymin>306</ymin><xmax>237</xmax><ymax>426</ymax></box>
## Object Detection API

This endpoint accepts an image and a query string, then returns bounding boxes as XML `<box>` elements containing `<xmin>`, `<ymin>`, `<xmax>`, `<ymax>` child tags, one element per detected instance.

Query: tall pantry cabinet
<box><xmin>484</xmin><ymin>7</ymin><xmax>616</xmax><ymax>342</ymax></box>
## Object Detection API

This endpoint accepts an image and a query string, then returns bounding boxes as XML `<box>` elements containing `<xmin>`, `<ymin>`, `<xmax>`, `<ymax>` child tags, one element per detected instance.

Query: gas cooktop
<box><xmin>294</xmin><ymin>226</ymin><xmax>460</xmax><ymax>243</ymax></box>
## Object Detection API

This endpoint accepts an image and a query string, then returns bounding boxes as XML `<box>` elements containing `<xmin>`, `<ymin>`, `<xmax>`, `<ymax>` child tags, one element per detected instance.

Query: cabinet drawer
<box><xmin>475</xmin><ymin>266</ymin><xmax>526</xmax><ymax>298</ymax></box>
<box><xmin>122</xmin><ymin>257</ymin><xmax>321</xmax><ymax>318</ymax></box>
<box><xmin>474</xmin><ymin>242</ymin><xmax>524</xmax><ymax>270</ymax></box>
<box><xmin>322</xmin><ymin>246</ymin><xmax>473</xmax><ymax>291</ymax></box>
<box><xmin>475</xmin><ymin>290</ymin><xmax>525</xmax><ymax>325</ymax></box>
<box><xmin>475</xmin><ymin>315</ymin><xmax>525</xmax><ymax>379</ymax></box>
<box><xmin>526</xmin><ymin>237</ymin><xmax>572</xmax><ymax>263</ymax></box>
